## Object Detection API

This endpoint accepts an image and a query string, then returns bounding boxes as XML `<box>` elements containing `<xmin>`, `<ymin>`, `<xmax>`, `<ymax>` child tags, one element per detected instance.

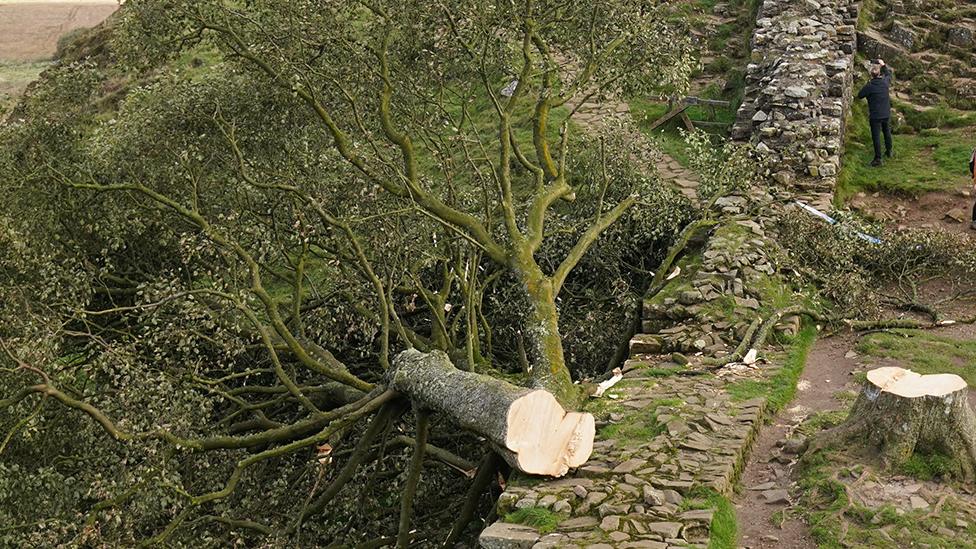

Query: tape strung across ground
<box><xmin>794</xmin><ymin>200</ymin><xmax>882</xmax><ymax>244</ymax></box>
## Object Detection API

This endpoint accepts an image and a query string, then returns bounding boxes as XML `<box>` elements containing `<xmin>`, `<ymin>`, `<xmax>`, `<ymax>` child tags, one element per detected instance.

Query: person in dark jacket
<box><xmin>857</xmin><ymin>59</ymin><xmax>893</xmax><ymax>167</ymax></box>
<box><xmin>970</xmin><ymin>148</ymin><xmax>976</xmax><ymax>230</ymax></box>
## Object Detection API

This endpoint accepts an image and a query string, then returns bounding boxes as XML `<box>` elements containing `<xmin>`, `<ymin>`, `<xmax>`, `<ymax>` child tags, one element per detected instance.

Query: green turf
<box><xmin>727</xmin><ymin>324</ymin><xmax>818</xmax><ymax>411</ymax></box>
<box><xmin>629</xmin><ymin>97</ymin><xmax>738</xmax><ymax>169</ymax></box>
<box><xmin>836</xmin><ymin>95</ymin><xmax>975</xmax><ymax>203</ymax></box>
<box><xmin>855</xmin><ymin>329</ymin><xmax>976</xmax><ymax>387</ymax></box>
<box><xmin>679</xmin><ymin>487</ymin><xmax>737</xmax><ymax>549</ymax></box>
<box><xmin>0</xmin><ymin>61</ymin><xmax>49</xmax><ymax>113</ymax></box>
<box><xmin>706</xmin><ymin>490</ymin><xmax>737</xmax><ymax>549</ymax></box>
<box><xmin>503</xmin><ymin>507</ymin><xmax>561</xmax><ymax>534</ymax></box>
<box><xmin>596</xmin><ymin>397</ymin><xmax>683</xmax><ymax>443</ymax></box>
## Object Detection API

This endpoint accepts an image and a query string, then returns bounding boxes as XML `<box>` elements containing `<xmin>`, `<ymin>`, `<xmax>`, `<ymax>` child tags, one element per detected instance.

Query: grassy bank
<box><xmin>0</xmin><ymin>61</ymin><xmax>49</xmax><ymax>114</ymax></box>
<box><xmin>836</xmin><ymin>94</ymin><xmax>976</xmax><ymax>203</ymax></box>
<box><xmin>727</xmin><ymin>324</ymin><xmax>818</xmax><ymax>411</ymax></box>
<box><xmin>856</xmin><ymin>329</ymin><xmax>976</xmax><ymax>388</ymax></box>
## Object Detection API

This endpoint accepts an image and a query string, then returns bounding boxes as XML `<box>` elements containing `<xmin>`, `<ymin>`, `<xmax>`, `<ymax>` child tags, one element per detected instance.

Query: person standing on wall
<box><xmin>857</xmin><ymin>58</ymin><xmax>893</xmax><ymax>167</ymax></box>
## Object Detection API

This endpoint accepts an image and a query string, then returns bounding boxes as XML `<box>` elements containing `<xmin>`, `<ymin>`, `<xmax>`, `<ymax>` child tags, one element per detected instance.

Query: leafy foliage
<box><xmin>0</xmin><ymin>1</ymin><xmax>704</xmax><ymax>546</ymax></box>
<box><xmin>779</xmin><ymin>211</ymin><xmax>976</xmax><ymax>317</ymax></box>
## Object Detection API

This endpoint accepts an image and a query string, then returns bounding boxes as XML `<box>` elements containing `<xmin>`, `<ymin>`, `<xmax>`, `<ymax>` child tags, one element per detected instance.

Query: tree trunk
<box><xmin>388</xmin><ymin>349</ymin><xmax>594</xmax><ymax>477</ymax></box>
<box><xmin>811</xmin><ymin>366</ymin><xmax>976</xmax><ymax>480</ymax></box>
<box><xmin>519</xmin><ymin>267</ymin><xmax>577</xmax><ymax>406</ymax></box>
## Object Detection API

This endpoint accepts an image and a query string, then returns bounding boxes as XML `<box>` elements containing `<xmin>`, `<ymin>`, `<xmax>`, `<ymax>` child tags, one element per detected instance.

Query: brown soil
<box><xmin>850</xmin><ymin>185</ymin><xmax>976</xmax><ymax>236</ymax></box>
<box><xmin>0</xmin><ymin>2</ymin><xmax>117</xmax><ymax>62</ymax></box>
<box><xmin>735</xmin><ymin>334</ymin><xmax>860</xmax><ymax>549</ymax></box>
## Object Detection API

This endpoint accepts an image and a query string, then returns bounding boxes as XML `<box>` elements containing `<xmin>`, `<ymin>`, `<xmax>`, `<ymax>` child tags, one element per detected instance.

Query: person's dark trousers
<box><xmin>870</xmin><ymin>118</ymin><xmax>893</xmax><ymax>161</ymax></box>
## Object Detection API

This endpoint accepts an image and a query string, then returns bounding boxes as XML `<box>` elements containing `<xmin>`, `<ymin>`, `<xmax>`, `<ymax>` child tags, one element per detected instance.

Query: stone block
<box><xmin>948</xmin><ymin>26</ymin><xmax>975</xmax><ymax>48</ymax></box>
<box><xmin>479</xmin><ymin>523</ymin><xmax>540</xmax><ymax>549</ymax></box>
<box><xmin>629</xmin><ymin>334</ymin><xmax>663</xmax><ymax>355</ymax></box>
<box><xmin>889</xmin><ymin>21</ymin><xmax>916</xmax><ymax>51</ymax></box>
<box><xmin>647</xmin><ymin>521</ymin><xmax>682</xmax><ymax>539</ymax></box>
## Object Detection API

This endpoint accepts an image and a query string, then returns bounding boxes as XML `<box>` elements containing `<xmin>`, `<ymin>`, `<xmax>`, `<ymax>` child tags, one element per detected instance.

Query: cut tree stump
<box><xmin>810</xmin><ymin>366</ymin><xmax>976</xmax><ymax>480</ymax></box>
<box><xmin>388</xmin><ymin>349</ymin><xmax>594</xmax><ymax>477</ymax></box>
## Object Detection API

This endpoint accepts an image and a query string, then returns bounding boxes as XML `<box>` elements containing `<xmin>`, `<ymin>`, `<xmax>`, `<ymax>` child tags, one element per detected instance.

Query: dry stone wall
<box><xmin>732</xmin><ymin>0</ymin><xmax>861</xmax><ymax>194</ymax></box>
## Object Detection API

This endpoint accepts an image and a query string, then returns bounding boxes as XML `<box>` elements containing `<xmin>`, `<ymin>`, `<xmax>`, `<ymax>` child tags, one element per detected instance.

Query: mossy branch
<box><xmin>396</xmin><ymin>409</ymin><xmax>430</xmax><ymax>548</ymax></box>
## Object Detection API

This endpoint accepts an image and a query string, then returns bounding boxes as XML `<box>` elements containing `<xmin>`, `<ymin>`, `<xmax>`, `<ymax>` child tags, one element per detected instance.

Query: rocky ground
<box><xmin>857</xmin><ymin>0</ymin><xmax>976</xmax><ymax>111</ymax></box>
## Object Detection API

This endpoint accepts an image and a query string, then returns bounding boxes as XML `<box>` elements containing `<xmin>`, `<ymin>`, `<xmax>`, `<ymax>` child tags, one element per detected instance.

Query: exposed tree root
<box><xmin>925</xmin><ymin>493</ymin><xmax>949</xmax><ymax>520</ymax></box>
<box><xmin>693</xmin><ymin>306</ymin><xmax>823</xmax><ymax>371</ymax></box>
<box><xmin>699</xmin><ymin>316</ymin><xmax>762</xmax><ymax>369</ymax></box>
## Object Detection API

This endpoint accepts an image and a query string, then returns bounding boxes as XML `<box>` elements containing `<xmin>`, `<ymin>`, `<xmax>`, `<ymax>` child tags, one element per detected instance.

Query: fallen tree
<box><xmin>0</xmin><ymin>0</ymin><xmax>700</xmax><ymax>544</ymax></box>
<box><xmin>808</xmin><ymin>366</ymin><xmax>976</xmax><ymax>480</ymax></box>
<box><xmin>389</xmin><ymin>349</ymin><xmax>594</xmax><ymax>477</ymax></box>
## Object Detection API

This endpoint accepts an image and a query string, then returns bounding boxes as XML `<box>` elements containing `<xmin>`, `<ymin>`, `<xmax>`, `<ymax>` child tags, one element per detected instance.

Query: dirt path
<box><xmin>734</xmin><ymin>334</ymin><xmax>861</xmax><ymax>549</ymax></box>
<box><xmin>735</xmin><ymin>314</ymin><xmax>976</xmax><ymax>548</ymax></box>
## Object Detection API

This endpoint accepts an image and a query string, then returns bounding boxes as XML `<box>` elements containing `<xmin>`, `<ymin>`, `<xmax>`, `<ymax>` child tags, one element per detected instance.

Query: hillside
<box><xmin>0</xmin><ymin>0</ymin><xmax>117</xmax><ymax>113</ymax></box>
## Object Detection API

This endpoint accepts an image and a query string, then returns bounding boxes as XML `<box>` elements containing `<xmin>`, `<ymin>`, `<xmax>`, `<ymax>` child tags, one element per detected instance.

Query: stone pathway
<box><xmin>656</xmin><ymin>156</ymin><xmax>700</xmax><ymax>202</ymax></box>
<box><xmin>482</xmin><ymin>368</ymin><xmax>767</xmax><ymax>549</ymax></box>
<box><xmin>555</xmin><ymin>54</ymin><xmax>701</xmax><ymax>202</ymax></box>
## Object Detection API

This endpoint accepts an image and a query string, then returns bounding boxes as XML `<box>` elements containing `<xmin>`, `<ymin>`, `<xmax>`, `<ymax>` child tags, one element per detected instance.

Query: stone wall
<box><xmin>731</xmin><ymin>0</ymin><xmax>861</xmax><ymax>193</ymax></box>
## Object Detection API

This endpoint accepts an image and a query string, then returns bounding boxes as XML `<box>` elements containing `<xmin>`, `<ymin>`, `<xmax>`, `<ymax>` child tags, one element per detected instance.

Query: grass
<box><xmin>901</xmin><ymin>449</ymin><xmax>956</xmax><ymax>481</ymax></box>
<box><xmin>796</xmin><ymin>409</ymin><xmax>848</xmax><ymax>439</ymax></box>
<box><xmin>503</xmin><ymin>507</ymin><xmax>561</xmax><ymax>534</ymax></box>
<box><xmin>855</xmin><ymin>329</ymin><xmax>976</xmax><ymax>387</ymax></box>
<box><xmin>629</xmin><ymin>97</ymin><xmax>738</xmax><ymax>169</ymax></box>
<box><xmin>727</xmin><ymin>323</ymin><xmax>818</xmax><ymax>411</ymax></box>
<box><xmin>796</xmin><ymin>446</ymin><xmax>976</xmax><ymax>548</ymax></box>
<box><xmin>836</xmin><ymin>93</ymin><xmax>976</xmax><ymax>203</ymax></box>
<box><xmin>0</xmin><ymin>60</ymin><xmax>49</xmax><ymax>113</ymax></box>
<box><xmin>707</xmin><ymin>490</ymin><xmax>737</xmax><ymax>549</ymax></box>
<box><xmin>679</xmin><ymin>487</ymin><xmax>736</xmax><ymax>549</ymax></box>
<box><xmin>596</xmin><ymin>396</ymin><xmax>683</xmax><ymax>442</ymax></box>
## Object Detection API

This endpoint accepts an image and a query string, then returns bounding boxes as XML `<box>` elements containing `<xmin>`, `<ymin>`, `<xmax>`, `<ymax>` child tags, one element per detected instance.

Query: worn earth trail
<box><xmin>851</xmin><ymin>181</ymin><xmax>976</xmax><ymax>236</ymax></box>
<box><xmin>735</xmin><ymin>314</ymin><xmax>976</xmax><ymax>548</ymax></box>
<box><xmin>734</xmin><ymin>334</ymin><xmax>858</xmax><ymax>549</ymax></box>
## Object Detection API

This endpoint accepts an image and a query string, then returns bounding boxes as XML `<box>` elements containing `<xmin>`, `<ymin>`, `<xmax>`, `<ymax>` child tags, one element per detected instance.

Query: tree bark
<box><xmin>523</xmin><ymin>275</ymin><xmax>575</xmax><ymax>401</ymax></box>
<box><xmin>810</xmin><ymin>367</ymin><xmax>976</xmax><ymax>480</ymax></box>
<box><xmin>388</xmin><ymin>349</ymin><xmax>593</xmax><ymax>477</ymax></box>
